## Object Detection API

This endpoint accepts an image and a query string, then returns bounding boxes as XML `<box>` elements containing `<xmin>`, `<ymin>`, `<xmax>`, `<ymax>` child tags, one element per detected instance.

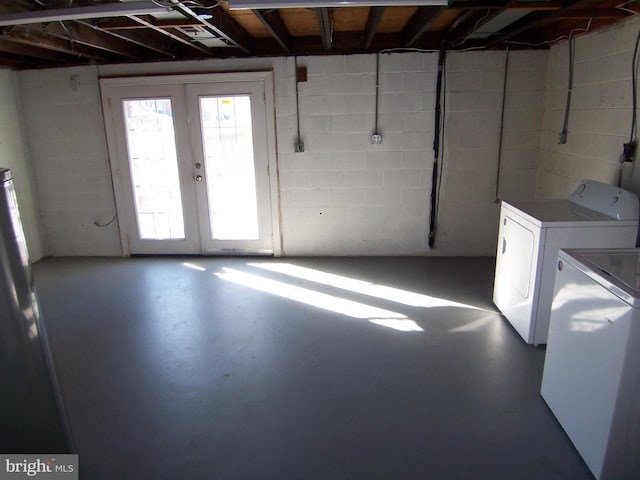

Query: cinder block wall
<box><xmin>15</xmin><ymin>50</ymin><xmax>547</xmax><ymax>257</ymax></box>
<box><xmin>278</xmin><ymin>53</ymin><xmax>436</xmax><ymax>255</ymax></box>
<box><xmin>17</xmin><ymin>67</ymin><xmax>121</xmax><ymax>256</ymax></box>
<box><xmin>12</xmin><ymin>15</ymin><xmax>640</xmax><ymax>258</ymax></box>
<box><xmin>435</xmin><ymin>50</ymin><xmax>547</xmax><ymax>255</ymax></box>
<box><xmin>539</xmin><ymin>15</ymin><xmax>640</xmax><ymax>198</ymax></box>
<box><xmin>0</xmin><ymin>69</ymin><xmax>44</xmax><ymax>261</ymax></box>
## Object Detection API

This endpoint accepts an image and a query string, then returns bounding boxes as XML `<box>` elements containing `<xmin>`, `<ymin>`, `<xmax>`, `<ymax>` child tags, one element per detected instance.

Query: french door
<box><xmin>100</xmin><ymin>73</ymin><xmax>280</xmax><ymax>255</ymax></box>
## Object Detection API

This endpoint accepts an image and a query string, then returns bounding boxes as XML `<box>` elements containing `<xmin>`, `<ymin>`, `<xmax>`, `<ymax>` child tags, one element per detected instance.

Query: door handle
<box><xmin>501</xmin><ymin>237</ymin><xmax>506</xmax><ymax>254</ymax></box>
<box><xmin>195</xmin><ymin>175</ymin><xmax>202</xmax><ymax>182</ymax></box>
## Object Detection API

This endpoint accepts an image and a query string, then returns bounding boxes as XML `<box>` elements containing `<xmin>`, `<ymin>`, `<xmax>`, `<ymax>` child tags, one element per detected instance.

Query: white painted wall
<box><xmin>539</xmin><ymin>15</ymin><xmax>640</xmax><ymax>198</ymax></box>
<box><xmin>0</xmin><ymin>69</ymin><xmax>45</xmax><ymax>261</ymax></box>
<box><xmin>16</xmin><ymin>50</ymin><xmax>547</xmax><ymax>257</ymax></box>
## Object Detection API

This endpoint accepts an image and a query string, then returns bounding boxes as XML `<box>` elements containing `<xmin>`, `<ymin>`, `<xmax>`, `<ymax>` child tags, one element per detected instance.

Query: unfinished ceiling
<box><xmin>0</xmin><ymin>0</ymin><xmax>637</xmax><ymax>69</ymax></box>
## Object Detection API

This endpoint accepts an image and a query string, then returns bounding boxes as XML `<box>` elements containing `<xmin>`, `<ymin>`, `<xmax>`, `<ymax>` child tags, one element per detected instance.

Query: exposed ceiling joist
<box><xmin>0</xmin><ymin>1</ymin><xmax>635</xmax><ymax>70</ymax></box>
<box><xmin>554</xmin><ymin>8</ymin><xmax>629</xmax><ymax>19</ymax></box>
<box><xmin>1</xmin><ymin>24</ymin><xmax>115</xmax><ymax>63</ymax></box>
<box><xmin>316</xmin><ymin>8</ymin><xmax>333</xmax><ymax>50</ymax></box>
<box><xmin>171</xmin><ymin>0</ymin><xmax>255</xmax><ymax>53</ymax></box>
<box><xmin>0</xmin><ymin>2</ymin><xmax>168</xmax><ymax>27</ymax></box>
<box><xmin>364</xmin><ymin>6</ymin><xmax>385</xmax><ymax>49</ymax></box>
<box><xmin>486</xmin><ymin>0</ymin><xmax>586</xmax><ymax>46</ymax></box>
<box><xmin>97</xmin><ymin>17</ymin><xmax>199</xmax><ymax>30</ymax></box>
<box><xmin>447</xmin><ymin>1</ymin><xmax>563</xmax><ymax>10</ymax></box>
<box><xmin>75</xmin><ymin>19</ymin><xmax>187</xmax><ymax>59</ymax></box>
<box><xmin>126</xmin><ymin>15</ymin><xmax>217</xmax><ymax>56</ymax></box>
<box><xmin>445</xmin><ymin>0</ymin><xmax>521</xmax><ymax>47</ymax></box>
<box><xmin>403</xmin><ymin>6</ymin><xmax>447</xmax><ymax>47</ymax></box>
<box><xmin>252</xmin><ymin>9</ymin><xmax>292</xmax><ymax>53</ymax></box>
<box><xmin>44</xmin><ymin>20</ymin><xmax>155</xmax><ymax>60</ymax></box>
<box><xmin>0</xmin><ymin>36</ymin><xmax>77</xmax><ymax>64</ymax></box>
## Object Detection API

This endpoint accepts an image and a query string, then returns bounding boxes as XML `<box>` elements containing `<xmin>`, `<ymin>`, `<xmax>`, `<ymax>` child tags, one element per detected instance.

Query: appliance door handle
<box><xmin>501</xmin><ymin>237</ymin><xmax>507</xmax><ymax>254</ymax></box>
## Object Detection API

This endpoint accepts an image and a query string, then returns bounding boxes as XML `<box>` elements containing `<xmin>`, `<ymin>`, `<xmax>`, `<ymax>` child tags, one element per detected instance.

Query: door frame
<box><xmin>100</xmin><ymin>71</ymin><xmax>282</xmax><ymax>256</ymax></box>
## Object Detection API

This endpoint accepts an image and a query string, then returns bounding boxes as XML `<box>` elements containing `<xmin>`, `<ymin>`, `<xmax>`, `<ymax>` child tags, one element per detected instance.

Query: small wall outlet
<box><xmin>371</xmin><ymin>134</ymin><xmax>382</xmax><ymax>145</ymax></box>
<box><xmin>294</xmin><ymin>141</ymin><xmax>304</xmax><ymax>153</ymax></box>
<box><xmin>558</xmin><ymin>131</ymin><xmax>567</xmax><ymax>144</ymax></box>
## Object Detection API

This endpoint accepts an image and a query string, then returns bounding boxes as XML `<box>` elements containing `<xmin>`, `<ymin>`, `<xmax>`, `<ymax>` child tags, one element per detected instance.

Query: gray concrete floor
<box><xmin>33</xmin><ymin>256</ymin><xmax>593</xmax><ymax>480</ymax></box>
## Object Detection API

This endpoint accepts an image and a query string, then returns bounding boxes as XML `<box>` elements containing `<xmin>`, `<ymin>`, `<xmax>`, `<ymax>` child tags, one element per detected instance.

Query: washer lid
<box><xmin>561</xmin><ymin>248</ymin><xmax>640</xmax><ymax>307</ymax></box>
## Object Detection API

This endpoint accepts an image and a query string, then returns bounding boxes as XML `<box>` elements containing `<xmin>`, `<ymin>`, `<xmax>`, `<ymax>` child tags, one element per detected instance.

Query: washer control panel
<box><xmin>568</xmin><ymin>179</ymin><xmax>639</xmax><ymax>220</ymax></box>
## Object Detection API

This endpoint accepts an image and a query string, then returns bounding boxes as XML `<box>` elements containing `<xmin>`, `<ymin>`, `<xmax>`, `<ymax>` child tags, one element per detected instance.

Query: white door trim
<box><xmin>100</xmin><ymin>71</ymin><xmax>282</xmax><ymax>256</ymax></box>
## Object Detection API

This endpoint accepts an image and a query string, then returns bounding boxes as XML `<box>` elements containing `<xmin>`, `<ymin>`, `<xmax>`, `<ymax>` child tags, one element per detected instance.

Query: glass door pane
<box><xmin>122</xmin><ymin>98</ymin><xmax>185</xmax><ymax>240</ymax></box>
<box><xmin>198</xmin><ymin>96</ymin><xmax>259</xmax><ymax>240</ymax></box>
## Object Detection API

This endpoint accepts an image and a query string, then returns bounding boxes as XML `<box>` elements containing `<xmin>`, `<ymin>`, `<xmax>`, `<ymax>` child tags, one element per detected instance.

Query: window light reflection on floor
<box><xmin>249</xmin><ymin>262</ymin><xmax>484</xmax><ymax>311</ymax></box>
<box><xmin>182</xmin><ymin>262</ymin><xmax>207</xmax><ymax>272</ymax></box>
<box><xmin>369</xmin><ymin>318</ymin><xmax>424</xmax><ymax>332</ymax></box>
<box><xmin>214</xmin><ymin>267</ymin><xmax>424</xmax><ymax>332</ymax></box>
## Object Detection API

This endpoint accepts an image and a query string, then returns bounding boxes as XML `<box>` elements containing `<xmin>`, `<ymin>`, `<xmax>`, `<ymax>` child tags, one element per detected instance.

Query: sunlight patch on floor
<box><xmin>182</xmin><ymin>262</ymin><xmax>207</xmax><ymax>272</ymax></box>
<box><xmin>214</xmin><ymin>267</ymin><xmax>423</xmax><ymax>332</ymax></box>
<box><xmin>249</xmin><ymin>262</ymin><xmax>485</xmax><ymax>311</ymax></box>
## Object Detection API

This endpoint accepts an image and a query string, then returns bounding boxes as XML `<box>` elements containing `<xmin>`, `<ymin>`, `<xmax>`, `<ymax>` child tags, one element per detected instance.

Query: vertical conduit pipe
<box><xmin>494</xmin><ymin>47</ymin><xmax>510</xmax><ymax>203</ymax></box>
<box><xmin>374</xmin><ymin>52</ymin><xmax>380</xmax><ymax>136</ymax></box>
<box><xmin>428</xmin><ymin>48</ymin><xmax>446</xmax><ymax>249</ymax></box>
<box><xmin>558</xmin><ymin>36</ymin><xmax>574</xmax><ymax>144</ymax></box>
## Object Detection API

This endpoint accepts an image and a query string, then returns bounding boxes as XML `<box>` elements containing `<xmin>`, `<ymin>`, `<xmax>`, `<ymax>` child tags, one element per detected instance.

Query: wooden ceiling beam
<box><xmin>403</xmin><ymin>6</ymin><xmax>447</xmax><ymax>47</ymax></box>
<box><xmin>508</xmin><ymin>2</ymin><xmax>563</xmax><ymax>11</ymax></box>
<box><xmin>443</xmin><ymin>9</ymin><xmax>491</xmax><ymax>47</ymax></box>
<box><xmin>448</xmin><ymin>0</ymin><xmax>563</xmax><ymax>10</ymax></box>
<box><xmin>173</xmin><ymin>0</ymin><xmax>255</xmax><ymax>54</ymax></box>
<box><xmin>485</xmin><ymin>0</ymin><xmax>587</xmax><ymax>46</ymax></box>
<box><xmin>97</xmin><ymin>17</ymin><xmax>201</xmax><ymax>30</ymax></box>
<box><xmin>364</xmin><ymin>6</ymin><xmax>385</xmax><ymax>49</ymax></box>
<box><xmin>252</xmin><ymin>9</ymin><xmax>292</xmax><ymax>53</ymax></box>
<box><xmin>42</xmin><ymin>20</ymin><xmax>154</xmax><ymax>60</ymax></box>
<box><xmin>1</xmin><ymin>24</ymin><xmax>115</xmax><ymax>62</ymax></box>
<box><xmin>0</xmin><ymin>1</ymin><xmax>167</xmax><ymax>27</ymax></box>
<box><xmin>126</xmin><ymin>15</ymin><xmax>216</xmax><ymax>56</ymax></box>
<box><xmin>316</xmin><ymin>8</ymin><xmax>333</xmax><ymax>50</ymax></box>
<box><xmin>287</xmin><ymin>31</ymin><xmax>445</xmax><ymax>55</ymax></box>
<box><xmin>445</xmin><ymin>0</ymin><xmax>521</xmax><ymax>47</ymax></box>
<box><xmin>554</xmin><ymin>8</ymin><xmax>629</xmax><ymax>19</ymax></box>
<box><xmin>74</xmin><ymin>19</ymin><xmax>186</xmax><ymax>59</ymax></box>
<box><xmin>0</xmin><ymin>36</ymin><xmax>79</xmax><ymax>64</ymax></box>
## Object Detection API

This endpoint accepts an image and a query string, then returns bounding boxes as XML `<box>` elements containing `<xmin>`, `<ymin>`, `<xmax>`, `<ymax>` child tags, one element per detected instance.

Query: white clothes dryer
<box><xmin>541</xmin><ymin>248</ymin><xmax>640</xmax><ymax>480</ymax></box>
<box><xmin>492</xmin><ymin>179</ymin><xmax>639</xmax><ymax>345</ymax></box>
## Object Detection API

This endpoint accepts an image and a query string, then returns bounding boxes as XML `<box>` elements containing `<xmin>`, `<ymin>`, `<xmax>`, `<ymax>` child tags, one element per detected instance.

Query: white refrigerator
<box><xmin>0</xmin><ymin>168</ymin><xmax>72</xmax><ymax>452</ymax></box>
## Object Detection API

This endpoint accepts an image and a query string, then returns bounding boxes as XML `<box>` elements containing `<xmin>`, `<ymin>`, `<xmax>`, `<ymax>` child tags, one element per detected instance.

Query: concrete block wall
<box><xmin>16</xmin><ymin>50</ymin><xmax>546</xmax><ymax>257</ymax></box>
<box><xmin>435</xmin><ymin>50</ymin><xmax>547</xmax><ymax>256</ymax></box>
<box><xmin>17</xmin><ymin>66</ymin><xmax>121</xmax><ymax>256</ymax></box>
<box><xmin>0</xmin><ymin>69</ymin><xmax>44</xmax><ymax>261</ymax></box>
<box><xmin>277</xmin><ymin>53</ymin><xmax>436</xmax><ymax>255</ymax></box>
<box><xmin>539</xmin><ymin>15</ymin><xmax>640</xmax><ymax>198</ymax></box>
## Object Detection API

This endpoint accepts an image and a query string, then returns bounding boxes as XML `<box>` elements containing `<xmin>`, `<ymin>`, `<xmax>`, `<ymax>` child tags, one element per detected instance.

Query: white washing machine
<box><xmin>541</xmin><ymin>248</ymin><xmax>640</xmax><ymax>480</ymax></box>
<box><xmin>493</xmin><ymin>179</ymin><xmax>639</xmax><ymax>345</ymax></box>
